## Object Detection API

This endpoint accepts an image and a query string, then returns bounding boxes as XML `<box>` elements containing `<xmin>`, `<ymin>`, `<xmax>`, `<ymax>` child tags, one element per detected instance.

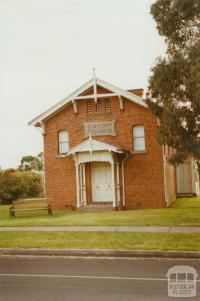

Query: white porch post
<box><xmin>75</xmin><ymin>162</ymin><xmax>80</xmax><ymax>208</ymax></box>
<box><xmin>83</xmin><ymin>163</ymin><xmax>87</xmax><ymax>206</ymax></box>
<box><xmin>111</xmin><ymin>162</ymin><xmax>116</xmax><ymax>207</ymax></box>
<box><xmin>79</xmin><ymin>164</ymin><xmax>83</xmax><ymax>206</ymax></box>
<box><xmin>122</xmin><ymin>156</ymin><xmax>128</xmax><ymax>207</ymax></box>
<box><xmin>116</xmin><ymin>162</ymin><xmax>120</xmax><ymax>205</ymax></box>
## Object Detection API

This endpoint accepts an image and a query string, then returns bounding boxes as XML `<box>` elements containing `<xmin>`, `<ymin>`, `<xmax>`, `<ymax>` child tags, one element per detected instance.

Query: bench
<box><xmin>9</xmin><ymin>198</ymin><xmax>52</xmax><ymax>218</ymax></box>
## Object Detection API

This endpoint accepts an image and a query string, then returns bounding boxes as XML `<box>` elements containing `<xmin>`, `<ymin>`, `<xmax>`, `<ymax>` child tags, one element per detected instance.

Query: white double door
<box><xmin>91</xmin><ymin>162</ymin><xmax>113</xmax><ymax>202</ymax></box>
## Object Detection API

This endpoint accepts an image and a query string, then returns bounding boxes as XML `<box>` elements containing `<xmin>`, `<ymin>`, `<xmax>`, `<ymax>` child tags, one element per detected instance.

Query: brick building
<box><xmin>29</xmin><ymin>74</ymin><xmax>196</xmax><ymax>210</ymax></box>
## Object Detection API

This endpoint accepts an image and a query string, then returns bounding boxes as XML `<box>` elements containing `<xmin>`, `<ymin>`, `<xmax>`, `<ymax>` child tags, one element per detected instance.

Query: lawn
<box><xmin>0</xmin><ymin>231</ymin><xmax>199</xmax><ymax>251</ymax></box>
<box><xmin>0</xmin><ymin>197</ymin><xmax>200</xmax><ymax>227</ymax></box>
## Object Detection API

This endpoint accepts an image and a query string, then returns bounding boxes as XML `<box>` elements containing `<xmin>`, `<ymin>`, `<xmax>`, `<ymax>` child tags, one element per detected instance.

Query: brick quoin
<box><xmin>42</xmin><ymin>84</ymin><xmax>176</xmax><ymax>210</ymax></box>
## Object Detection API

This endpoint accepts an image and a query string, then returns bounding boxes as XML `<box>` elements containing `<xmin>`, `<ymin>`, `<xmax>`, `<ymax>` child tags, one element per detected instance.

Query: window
<box><xmin>133</xmin><ymin>125</ymin><xmax>145</xmax><ymax>151</ymax></box>
<box><xmin>87</xmin><ymin>100</ymin><xmax>93</xmax><ymax>113</ymax></box>
<box><xmin>105</xmin><ymin>98</ymin><xmax>111</xmax><ymax>112</ymax></box>
<box><xmin>58</xmin><ymin>130</ymin><xmax>69</xmax><ymax>154</ymax></box>
<box><xmin>97</xmin><ymin>99</ymin><xmax>102</xmax><ymax>112</ymax></box>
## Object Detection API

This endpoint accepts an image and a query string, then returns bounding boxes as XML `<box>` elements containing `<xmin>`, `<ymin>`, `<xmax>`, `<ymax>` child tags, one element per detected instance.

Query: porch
<box><xmin>67</xmin><ymin>137</ymin><xmax>127</xmax><ymax>208</ymax></box>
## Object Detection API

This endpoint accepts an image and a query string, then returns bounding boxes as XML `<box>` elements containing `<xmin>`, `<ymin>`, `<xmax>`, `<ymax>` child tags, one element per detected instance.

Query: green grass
<box><xmin>0</xmin><ymin>231</ymin><xmax>199</xmax><ymax>251</ymax></box>
<box><xmin>1</xmin><ymin>196</ymin><xmax>200</xmax><ymax>227</ymax></box>
<box><xmin>170</xmin><ymin>197</ymin><xmax>200</xmax><ymax>208</ymax></box>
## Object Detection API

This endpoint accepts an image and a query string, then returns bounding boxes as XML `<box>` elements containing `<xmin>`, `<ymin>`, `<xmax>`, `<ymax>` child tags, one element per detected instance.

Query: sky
<box><xmin>0</xmin><ymin>0</ymin><xmax>166</xmax><ymax>169</ymax></box>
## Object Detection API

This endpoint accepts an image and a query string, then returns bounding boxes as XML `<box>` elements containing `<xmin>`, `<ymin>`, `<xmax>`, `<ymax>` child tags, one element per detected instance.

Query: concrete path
<box><xmin>0</xmin><ymin>226</ymin><xmax>200</xmax><ymax>233</ymax></box>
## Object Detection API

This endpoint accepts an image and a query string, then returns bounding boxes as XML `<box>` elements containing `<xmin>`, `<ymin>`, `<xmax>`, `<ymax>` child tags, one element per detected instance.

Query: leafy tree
<box><xmin>0</xmin><ymin>169</ymin><xmax>27</xmax><ymax>204</ymax></box>
<box><xmin>0</xmin><ymin>169</ymin><xmax>44</xmax><ymax>204</ymax></box>
<box><xmin>147</xmin><ymin>0</ymin><xmax>200</xmax><ymax>166</ymax></box>
<box><xmin>150</xmin><ymin>0</ymin><xmax>200</xmax><ymax>51</ymax></box>
<box><xmin>18</xmin><ymin>152</ymin><xmax>44</xmax><ymax>171</ymax></box>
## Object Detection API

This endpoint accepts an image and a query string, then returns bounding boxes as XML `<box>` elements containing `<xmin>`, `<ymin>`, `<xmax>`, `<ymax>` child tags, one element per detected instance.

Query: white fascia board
<box><xmin>29</xmin><ymin>77</ymin><xmax>147</xmax><ymax>127</ymax></box>
<box><xmin>29</xmin><ymin>78</ymin><xmax>93</xmax><ymax>126</ymax></box>
<box><xmin>96</xmin><ymin>78</ymin><xmax>147</xmax><ymax>108</ymax></box>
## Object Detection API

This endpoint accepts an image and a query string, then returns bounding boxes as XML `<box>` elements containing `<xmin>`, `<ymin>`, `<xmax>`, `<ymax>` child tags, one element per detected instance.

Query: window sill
<box><xmin>56</xmin><ymin>154</ymin><xmax>68</xmax><ymax>158</ymax></box>
<box><xmin>130</xmin><ymin>150</ymin><xmax>148</xmax><ymax>154</ymax></box>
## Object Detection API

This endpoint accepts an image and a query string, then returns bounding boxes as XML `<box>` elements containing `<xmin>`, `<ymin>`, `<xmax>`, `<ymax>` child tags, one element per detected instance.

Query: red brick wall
<box><xmin>44</xmin><ymin>91</ymin><xmax>165</xmax><ymax>209</ymax></box>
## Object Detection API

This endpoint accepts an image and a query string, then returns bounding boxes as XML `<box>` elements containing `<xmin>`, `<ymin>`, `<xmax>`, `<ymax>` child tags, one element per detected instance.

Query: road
<box><xmin>0</xmin><ymin>255</ymin><xmax>199</xmax><ymax>301</ymax></box>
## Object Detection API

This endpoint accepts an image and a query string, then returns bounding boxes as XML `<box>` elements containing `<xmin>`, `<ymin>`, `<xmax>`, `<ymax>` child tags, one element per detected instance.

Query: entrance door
<box><xmin>176</xmin><ymin>160</ymin><xmax>192</xmax><ymax>194</ymax></box>
<box><xmin>91</xmin><ymin>162</ymin><xmax>113</xmax><ymax>202</ymax></box>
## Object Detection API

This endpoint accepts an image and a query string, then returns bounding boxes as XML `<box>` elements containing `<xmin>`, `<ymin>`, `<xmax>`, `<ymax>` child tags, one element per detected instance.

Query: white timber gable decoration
<box><xmin>29</xmin><ymin>69</ymin><xmax>147</xmax><ymax>128</ymax></box>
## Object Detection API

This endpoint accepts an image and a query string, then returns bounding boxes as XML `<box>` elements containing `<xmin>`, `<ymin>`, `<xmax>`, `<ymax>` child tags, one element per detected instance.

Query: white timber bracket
<box><xmin>72</xmin><ymin>99</ymin><xmax>78</xmax><ymax>113</ymax></box>
<box><xmin>118</xmin><ymin>95</ymin><xmax>124</xmax><ymax>110</ymax></box>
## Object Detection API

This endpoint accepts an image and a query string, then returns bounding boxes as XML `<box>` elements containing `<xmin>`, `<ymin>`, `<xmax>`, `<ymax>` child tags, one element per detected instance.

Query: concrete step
<box><xmin>79</xmin><ymin>203</ymin><xmax>114</xmax><ymax>212</ymax></box>
<box><xmin>177</xmin><ymin>193</ymin><xmax>195</xmax><ymax>198</ymax></box>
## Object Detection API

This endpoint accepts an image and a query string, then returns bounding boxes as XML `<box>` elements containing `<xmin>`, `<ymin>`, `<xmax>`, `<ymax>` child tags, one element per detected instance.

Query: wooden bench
<box><xmin>9</xmin><ymin>198</ymin><xmax>52</xmax><ymax>218</ymax></box>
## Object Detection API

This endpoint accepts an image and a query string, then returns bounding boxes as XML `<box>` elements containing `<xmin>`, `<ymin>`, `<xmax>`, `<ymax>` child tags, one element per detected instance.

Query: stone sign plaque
<box><xmin>84</xmin><ymin>120</ymin><xmax>116</xmax><ymax>137</ymax></box>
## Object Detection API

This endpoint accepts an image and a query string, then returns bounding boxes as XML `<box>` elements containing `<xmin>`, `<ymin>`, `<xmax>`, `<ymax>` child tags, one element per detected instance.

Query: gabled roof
<box><xmin>67</xmin><ymin>137</ymin><xmax>122</xmax><ymax>155</ymax></box>
<box><xmin>29</xmin><ymin>76</ymin><xmax>147</xmax><ymax>126</ymax></box>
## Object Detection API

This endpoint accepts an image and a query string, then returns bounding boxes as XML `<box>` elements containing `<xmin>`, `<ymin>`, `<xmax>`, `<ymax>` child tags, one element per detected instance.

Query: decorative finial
<box><xmin>93</xmin><ymin>67</ymin><xmax>96</xmax><ymax>79</ymax></box>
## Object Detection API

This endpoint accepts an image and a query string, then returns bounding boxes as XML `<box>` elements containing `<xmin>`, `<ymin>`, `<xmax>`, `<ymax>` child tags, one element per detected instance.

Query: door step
<box><xmin>177</xmin><ymin>193</ymin><xmax>195</xmax><ymax>198</ymax></box>
<box><xmin>79</xmin><ymin>204</ymin><xmax>114</xmax><ymax>212</ymax></box>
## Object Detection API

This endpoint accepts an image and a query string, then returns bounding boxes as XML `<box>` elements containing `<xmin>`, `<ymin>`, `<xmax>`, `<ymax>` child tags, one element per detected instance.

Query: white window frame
<box><xmin>58</xmin><ymin>130</ymin><xmax>69</xmax><ymax>154</ymax></box>
<box><xmin>133</xmin><ymin>125</ymin><xmax>145</xmax><ymax>151</ymax></box>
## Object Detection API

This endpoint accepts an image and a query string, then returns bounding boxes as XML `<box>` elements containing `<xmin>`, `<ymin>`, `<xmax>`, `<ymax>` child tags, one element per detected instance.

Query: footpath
<box><xmin>0</xmin><ymin>225</ymin><xmax>200</xmax><ymax>232</ymax></box>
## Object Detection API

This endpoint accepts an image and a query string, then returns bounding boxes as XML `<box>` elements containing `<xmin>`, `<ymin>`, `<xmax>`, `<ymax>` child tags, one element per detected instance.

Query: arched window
<box><xmin>58</xmin><ymin>130</ymin><xmax>69</xmax><ymax>154</ymax></box>
<box><xmin>133</xmin><ymin>125</ymin><xmax>145</xmax><ymax>151</ymax></box>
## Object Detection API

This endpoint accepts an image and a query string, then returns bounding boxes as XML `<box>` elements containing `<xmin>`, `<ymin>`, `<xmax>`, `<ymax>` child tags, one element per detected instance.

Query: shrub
<box><xmin>0</xmin><ymin>169</ymin><xmax>44</xmax><ymax>204</ymax></box>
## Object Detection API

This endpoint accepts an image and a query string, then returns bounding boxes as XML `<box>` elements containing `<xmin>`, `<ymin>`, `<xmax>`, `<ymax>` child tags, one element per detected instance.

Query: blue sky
<box><xmin>0</xmin><ymin>0</ymin><xmax>165</xmax><ymax>168</ymax></box>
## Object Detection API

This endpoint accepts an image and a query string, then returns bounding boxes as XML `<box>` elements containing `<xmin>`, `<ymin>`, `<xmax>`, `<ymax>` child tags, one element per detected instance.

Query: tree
<box><xmin>18</xmin><ymin>152</ymin><xmax>44</xmax><ymax>171</ymax></box>
<box><xmin>0</xmin><ymin>169</ymin><xmax>27</xmax><ymax>204</ymax></box>
<box><xmin>146</xmin><ymin>0</ymin><xmax>200</xmax><ymax>166</ymax></box>
<box><xmin>0</xmin><ymin>169</ymin><xmax>44</xmax><ymax>204</ymax></box>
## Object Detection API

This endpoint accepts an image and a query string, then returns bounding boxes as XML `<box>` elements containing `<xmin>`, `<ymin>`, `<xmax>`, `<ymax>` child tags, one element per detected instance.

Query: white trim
<box><xmin>29</xmin><ymin>79</ymin><xmax>93</xmax><ymax>126</ymax></box>
<box><xmin>74</xmin><ymin>92</ymin><xmax>118</xmax><ymax>100</ymax></box>
<box><xmin>67</xmin><ymin>138</ymin><xmax>122</xmax><ymax>156</ymax></box>
<box><xmin>72</xmin><ymin>99</ymin><xmax>78</xmax><ymax>113</ymax></box>
<box><xmin>116</xmin><ymin>162</ymin><xmax>120</xmax><ymax>205</ymax></box>
<box><xmin>29</xmin><ymin>77</ymin><xmax>147</xmax><ymax>126</ymax></box>
<box><xmin>75</xmin><ymin>151</ymin><xmax>114</xmax><ymax>165</ymax></box>
<box><xmin>75</xmin><ymin>161</ymin><xmax>80</xmax><ymax>208</ymax></box>
<box><xmin>82</xmin><ymin>163</ymin><xmax>87</xmax><ymax>206</ymax></box>
<box><xmin>111</xmin><ymin>162</ymin><xmax>116</xmax><ymax>207</ymax></box>
<box><xmin>41</xmin><ymin>121</ymin><xmax>45</xmax><ymax>134</ymax></box>
<box><xmin>118</xmin><ymin>95</ymin><xmax>123</xmax><ymax>110</ymax></box>
<box><xmin>79</xmin><ymin>164</ymin><xmax>83</xmax><ymax>206</ymax></box>
<box><xmin>122</xmin><ymin>154</ymin><xmax>128</xmax><ymax>207</ymax></box>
